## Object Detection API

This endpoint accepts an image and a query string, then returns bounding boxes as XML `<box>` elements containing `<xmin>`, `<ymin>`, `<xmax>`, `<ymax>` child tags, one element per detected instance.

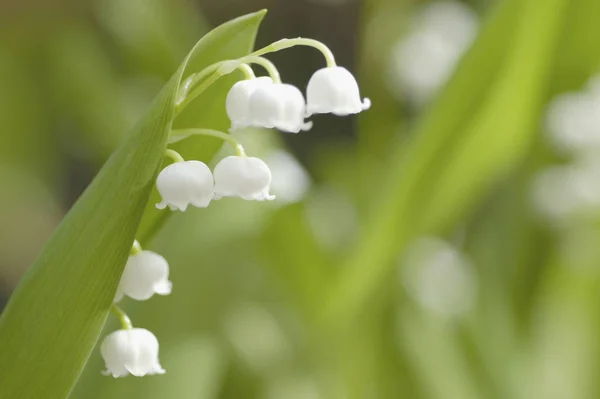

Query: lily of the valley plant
<box><xmin>102</xmin><ymin>29</ymin><xmax>369</xmax><ymax>378</ymax></box>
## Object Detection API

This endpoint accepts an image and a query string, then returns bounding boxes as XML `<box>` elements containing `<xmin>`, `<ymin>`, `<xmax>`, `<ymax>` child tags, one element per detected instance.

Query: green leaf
<box><xmin>0</xmin><ymin>10</ymin><xmax>266</xmax><ymax>399</ymax></box>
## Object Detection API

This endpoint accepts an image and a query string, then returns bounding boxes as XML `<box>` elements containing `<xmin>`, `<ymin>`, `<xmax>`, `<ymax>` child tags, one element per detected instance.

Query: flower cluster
<box><xmin>153</xmin><ymin>41</ymin><xmax>369</xmax><ymax>212</ymax></box>
<box><xmin>100</xmin><ymin>35</ymin><xmax>369</xmax><ymax>378</ymax></box>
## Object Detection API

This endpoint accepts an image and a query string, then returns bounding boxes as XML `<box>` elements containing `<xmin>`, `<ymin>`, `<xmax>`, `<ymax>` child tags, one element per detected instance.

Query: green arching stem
<box><xmin>111</xmin><ymin>304</ymin><xmax>133</xmax><ymax>330</ymax></box>
<box><xmin>176</xmin><ymin>69</ymin><xmax>223</xmax><ymax>114</ymax></box>
<box><xmin>238</xmin><ymin>63</ymin><xmax>256</xmax><ymax>80</ymax></box>
<box><xmin>175</xmin><ymin>64</ymin><xmax>220</xmax><ymax>106</ymax></box>
<box><xmin>239</xmin><ymin>56</ymin><xmax>281</xmax><ymax>83</ymax></box>
<box><xmin>249</xmin><ymin>38</ymin><xmax>336</xmax><ymax>67</ymax></box>
<box><xmin>176</xmin><ymin>56</ymin><xmax>281</xmax><ymax>114</ymax></box>
<box><xmin>130</xmin><ymin>240</ymin><xmax>142</xmax><ymax>255</ymax></box>
<box><xmin>175</xmin><ymin>61</ymin><xmax>255</xmax><ymax>111</ymax></box>
<box><xmin>164</xmin><ymin>149</ymin><xmax>185</xmax><ymax>163</ymax></box>
<box><xmin>170</xmin><ymin>128</ymin><xmax>246</xmax><ymax>156</ymax></box>
<box><xmin>176</xmin><ymin>38</ymin><xmax>333</xmax><ymax>114</ymax></box>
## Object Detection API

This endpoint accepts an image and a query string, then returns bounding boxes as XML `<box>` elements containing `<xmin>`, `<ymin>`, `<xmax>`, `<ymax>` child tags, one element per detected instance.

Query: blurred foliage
<box><xmin>1</xmin><ymin>0</ymin><xmax>600</xmax><ymax>398</ymax></box>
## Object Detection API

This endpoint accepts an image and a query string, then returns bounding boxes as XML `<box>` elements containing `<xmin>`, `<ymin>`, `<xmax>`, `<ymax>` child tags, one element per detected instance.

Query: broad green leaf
<box><xmin>0</xmin><ymin>10</ymin><xmax>266</xmax><ymax>399</ymax></box>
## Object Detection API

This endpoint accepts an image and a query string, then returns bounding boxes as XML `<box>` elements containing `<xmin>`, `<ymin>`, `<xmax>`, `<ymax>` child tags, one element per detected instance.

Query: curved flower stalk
<box><xmin>176</xmin><ymin>36</ymin><xmax>370</xmax><ymax>130</ymax></box>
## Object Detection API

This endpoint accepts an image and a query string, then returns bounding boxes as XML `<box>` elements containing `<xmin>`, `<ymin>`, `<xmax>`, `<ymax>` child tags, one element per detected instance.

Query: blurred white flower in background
<box><xmin>545</xmin><ymin>79</ymin><xmax>600</xmax><ymax>154</ymax></box>
<box><xmin>223</xmin><ymin>304</ymin><xmax>292</xmax><ymax>373</ymax></box>
<box><xmin>400</xmin><ymin>237</ymin><xmax>476</xmax><ymax>317</ymax></box>
<box><xmin>535</xmin><ymin>75</ymin><xmax>600</xmax><ymax>224</ymax></box>
<box><xmin>388</xmin><ymin>1</ymin><xmax>478</xmax><ymax>105</ymax></box>
<box><xmin>265</xmin><ymin>150</ymin><xmax>312</xmax><ymax>205</ymax></box>
<box><xmin>266</xmin><ymin>374</ymin><xmax>322</xmax><ymax>399</ymax></box>
<box><xmin>304</xmin><ymin>186</ymin><xmax>359</xmax><ymax>250</ymax></box>
<box><xmin>532</xmin><ymin>160</ymin><xmax>600</xmax><ymax>222</ymax></box>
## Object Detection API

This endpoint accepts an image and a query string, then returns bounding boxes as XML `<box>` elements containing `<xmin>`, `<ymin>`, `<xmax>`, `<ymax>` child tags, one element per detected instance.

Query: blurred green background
<box><xmin>3</xmin><ymin>0</ymin><xmax>600</xmax><ymax>398</ymax></box>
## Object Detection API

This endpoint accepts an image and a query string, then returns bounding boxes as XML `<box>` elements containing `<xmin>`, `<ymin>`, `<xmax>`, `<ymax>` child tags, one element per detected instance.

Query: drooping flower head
<box><xmin>115</xmin><ymin>251</ymin><xmax>172</xmax><ymax>302</ymax></box>
<box><xmin>156</xmin><ymin>160</ymin><xmax>214</xmax><ymax>211</ymax></box>
<box><xmin>248</xmin><ymin>83</ymin><xmax>312</xmax><ymax>133</ymax></box>
<box><xmin>226</xmin><ymin>76</ymin><xmax>273</xmax><ymax>131</ymax></box>
<box><xmin>306</xmin><ymin>66</ymin><xmax>371</xmax><ymax>117</ymax></box>
<box><xmin>101</xmin><ymin>328</ymin><xmax>165</xmax><ymax>378</ymax></box>
<box><xmin>213</xmin><ymin>156</ymin><xmax>275</xmax><ymax>201</ymax></box>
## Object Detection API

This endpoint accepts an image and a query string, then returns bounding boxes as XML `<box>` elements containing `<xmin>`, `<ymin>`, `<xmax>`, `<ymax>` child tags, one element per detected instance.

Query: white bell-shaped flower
<box><xmin>248</xmin><ymin>83</ymin><xmax>312</xmax><ymax>133</ymax></box>
<box><xmin>213</xmin><ymin>156</ymin><xmax>275</xmax><ymax>201</ymax></box>
<box><xmin>226</xmin><ymin>77</ymin><xmax>273</xmax><ymax>131</ymax></box>
<box><xmin>101</xmin><ymin>328</ymin><xmax>165</xmax><ymax>378</ymax></box>
<box><xmin>306</xmin><ymin>66</ymin><xmax>371</xmax><ymax>117</ymax></box>
<box><xmin>156</xmin><ymin>160</ymin><xmax>214</xmax><ymax>211</ymax></box>
<box><xmin>114</xmin><ymin>251</ymin><xmax>172</xmax><ymax>302</ymax></box>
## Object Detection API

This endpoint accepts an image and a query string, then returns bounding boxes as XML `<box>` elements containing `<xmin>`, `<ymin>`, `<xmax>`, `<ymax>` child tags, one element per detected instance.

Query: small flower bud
<box><xmin>306</xmin><ymin>66</ymin><xmax>371</xmax><ymax>116</ymax></box>
<box><xmin>115</xmin><ymin>251</ymin><xmax>172</xmax><ymax>302</ymax></box>
<box><xmin>156</xmin><ymin>160</ymin><xmax>214</xmax><ymax>211</ymax></box>
<box><xmin>213</xmin><ymin>156</ymin><xmax>275</xmax><ymax>201</ymax></box>
<box><xmin>248</xmin><ymin>83</ymin><xmax>312</xmax><ymax>133</ymax></box>
<box><xmin>226</xmin><ymin>77</ymin><xmax>273</xmax><ymax>131</ymax></box>
<box><xmin>101</xmin><ymin>328</ymin><xmax>165</xmax><ymax>378</ymax></box>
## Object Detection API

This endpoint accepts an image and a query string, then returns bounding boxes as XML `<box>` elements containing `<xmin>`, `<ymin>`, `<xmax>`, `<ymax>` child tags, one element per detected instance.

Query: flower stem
<box><xmin>249</xmin><ymin>38</ymin><xmax>336</xmax><ymax>67</ymax></box>
<box><xmin>175</xmin><ymin>38</ymin><xmax>333</xmax><ymax>114</ymax></box>
<box><xmin>238</xmin><ymin>56</ymin><xmax>281</xmax><ymax>83</ymax></box>
<box><xmin>111</xmin><ymin>304</ymin><xmax>133</xmax><ymax>330</ymax></box>
<box><xmin>170</xmin><ymin>128</ymin><xmax>246</xmax><ymax>156</ymax></box>
<box><xmin>164</xmin><ymin>149</ymin><xmax>185</xmax><ymax>163</ymax></box>
<box><xmin>176</xmin><ymin>56</ymin><xmax>282</xmax><ymax>114</ymax></box>
<box><xmin>238</xmin><ymin>63</ymin><xmax>256</xmax><ymax>79</ymax></box>
<box><xmin>175</xmin><ymin>69</ymin><xmax>223</xmax><ymax>114</ymax></box>
<box><xmin>130</xmin><ymin>240</ymin><xmax>142</xmax><ymax>255</ymax></box>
